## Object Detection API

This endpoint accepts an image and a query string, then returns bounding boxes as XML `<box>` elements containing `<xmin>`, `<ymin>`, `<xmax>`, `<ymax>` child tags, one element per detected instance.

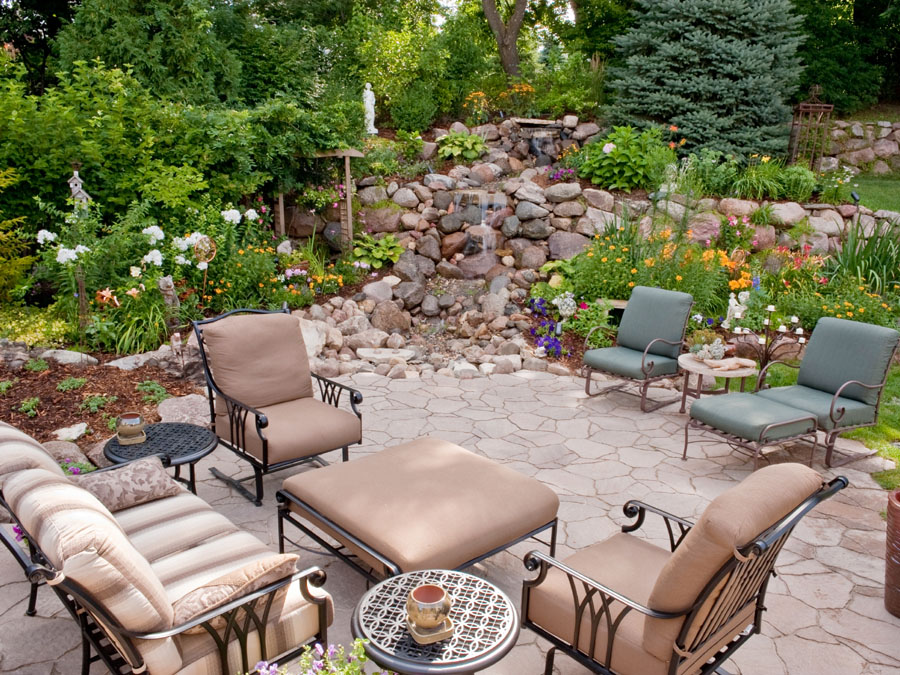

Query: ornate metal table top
<box><xmin>104</xmin><ymin>422</ymin><xmax>217</xmax><ymax>466</ymax></box>
<box><xmin>351</xmin><ymin>569</ymin><xmax>518</xmax><ymax>674</ymax></box>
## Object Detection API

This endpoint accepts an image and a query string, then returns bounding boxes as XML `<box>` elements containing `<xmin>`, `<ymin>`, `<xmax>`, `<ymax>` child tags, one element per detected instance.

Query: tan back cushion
<box><xmin>4</xmin><ymin>468</ymin><xmax>174</xmax><ymax>633</ymax></box>
<box><xmin>0</xmin><ymin>422</ymin><xmax>65</xmax><ymax>488</ymax></box>
<box><xmin>201</xmin><ymin>312</ymin><xmax>313</xmax><ymax>408</ymax></box>
<box><xmin>643</xmin><ymin>463</ymin><xmax>824</xmax><ymax>660</ymax></box>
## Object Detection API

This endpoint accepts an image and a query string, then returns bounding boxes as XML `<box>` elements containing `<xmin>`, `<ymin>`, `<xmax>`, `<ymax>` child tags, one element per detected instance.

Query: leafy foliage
<box><xmin>57</xmin><ymin>377</ymin><xmax>88</xmax><ymax>392</ymax></box>
<box><xmin>80</xmin><ymin>394</ymin><xmax>117</xmax><ymax>413</ymax></box>
<box><xmin>23</xmin><ymin>358</ymin><xmax>48</xmax><ymax>372</ymax></box>
<box><xmin>389</xmin><ymin>81</ymin><xmax>438</xmax><ymax>132</ymax></box>
<box><xmin>18</xmin><ymin>397</ymin><xmax>39</xmax><ymax>417</ymax></box>
<box><xmin>778</xmin><ymin>164</ymin><xmax>817</xmax><ymax>202</ymax></box>
<box><xmin>352</xmin><ymin>233</ymin><xmax>404</xmax><ymax>269</ymax></box>
<box><xmin>0</xmin><ymin>379</ymin><xmax>15</xmax><ymax>396</ymax></box>
<box><xmin>609</xmin><ymin>0</ymin><xmax>803</xmax><ymax>157</ymax></box>
<box><xmin>437</xmin><ymin>131</ymin><xmax>488</xmax><ymax>161</ymax></box>
<box><xmin>136</xmin><ymin>380</ymin><xmax>170</xmax><ymax>404</ymax></box>
<box><xmin>0</xmin><ymin>169</ymin><xmax>32</xmax><ymax>300</ymax></box>
<box><xmin>577</xmin><ymin>126</ymin><xmax>674</xmax><ymax>192</ymax></box>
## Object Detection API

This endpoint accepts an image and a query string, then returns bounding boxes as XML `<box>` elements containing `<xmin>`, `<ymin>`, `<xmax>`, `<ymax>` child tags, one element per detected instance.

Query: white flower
<box><xmin>56</xmin><ymin>247</ymin><xmax>77</xmax><ymax>264</ymax></box>
<box><xmin>174</xmin><ymin>255</ymin><xmax>190</xmax><ymax>266</ymax></box>
<box><xmin>141</xmin><ymin>225</ymin><xmax>165</xmax><ymax>245</ymax></box>
<box><xmin>174</xmin><ymin>231</ymin><xmax>205</xmax><ymax>251</ymax></box>
<box><xmin>221</xmin><ymin>209</ymin><xmax>242</xmax><ymax>224</ymax></box>
<box><xmin>197</xmin><ymin>261</ymin><xmax>208</xmax><ymax>271</ymax></box>
<box><xmin>602</xmin><ymin>142</ymin><xmax>616</xmax><ymax>154</ymax></box>
<box><xmin>142</xmin><ymin>249</ymin><xmax>163</xmax><ymax>267</ymax></box>
<box><xmin>74</xmin><ymin>244</ymin><xmax>91</xmax><ymax>255</ymax></box>
<box><xmin>692</xmin><ymin>313</ymin><xmax>704</xmax><ymax>323</ymax></box>
<box><xmin>130</xmin><ymin>266</ymin><xmax>142</xmax><ymax>278</ymax></box>
<box><xmin>244</xmin><ymin>208</ymin><xmax>259</xmax><ymax>221</ymax></box>
<box><xmin>36</xmin><ymin>229</ymin><xmax>57</xmax><ymax>245</ymax></box>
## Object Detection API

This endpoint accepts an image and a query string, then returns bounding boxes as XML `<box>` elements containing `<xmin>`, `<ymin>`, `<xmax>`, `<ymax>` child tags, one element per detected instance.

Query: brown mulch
<box><xmin>1</xmin><ymin>359</ymin><xmax>202</xmax><ymax>448</ymax></box>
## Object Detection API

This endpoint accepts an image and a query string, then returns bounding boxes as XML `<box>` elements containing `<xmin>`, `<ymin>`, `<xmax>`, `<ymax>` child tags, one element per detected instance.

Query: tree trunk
<box><xmin>482</xmin><ymin>0</ymin><xmax>529</xmax><ymax>79</ymax></box>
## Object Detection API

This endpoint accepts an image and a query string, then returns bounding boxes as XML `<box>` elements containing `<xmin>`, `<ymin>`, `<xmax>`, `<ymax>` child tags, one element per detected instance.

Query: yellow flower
<box><xmin>601</xmin><ymin>257</ymin><xmax>608</xmax><ymax>262</ymax></box>
<box><xmin>622</xmin><ymin>247</ymin><xmax>629</xmax><ymax>252</ymax></box>
<box><xmin>761</xmin><ymin>156</ymin><xmax>771</xmax><ymax>163</ymax></box>
<box><xmin>587</xmin><ymin>251</ymin><xmax>594</xmax><ymax>257</ymax></box>
<box><xmin>847</xmin><ymin>311</ymin><xmax>853</xmax><ymax>317</ymax></box>
<box><xmin>859</xmin><ymin>286</ymin><xmax>865</xmax><ymax>291</ymax></box>
<box><xmin>237</xmin><ymin>262</ymin><xmax>242</xmax><ymax>268</ymax></box>
<box><xmin>644</xmin><ymin>258</ymin><xmax>655</xmax><ymax>267</ymax></box>
<box><xmin>258</xmin><ymin>283</ymin><xmax>264</xmax><ymax>288</ymax></box>
<box><xmin>837</xmin><ymin>313</ymin><xmax>843</xmax><ymax>318</ymax></box>
<box><xmin>883</xmin><ymin>303</ymin><xmax>890</xmax><ymax>308</ymax></box>
<box><xmin>750</xmin><ymin>154</ymin><xmax>759</xmax><ymax>158</ymax></box>
<box><xmin>676</xmin><ymin>275</ymin><xmax>683</xmax><ymax>282</ymax></box>
<box><xmin>628</xmin><ymin>281</ymin><xmax>635</xmax><ymax>287</ymax></box>
<box><xmin>631</xmin><ymin>268</ymin><xmax>637</xmax><ymax>274</ymax></box>
<box><xmin>609</xmin><ymin>245</ymin><xmax>616</xmax><ymax>250</ymax></box>
<box><xmin>858</xmin><ymin>308</ymin><xmax>864</xmax><ymax>313</ymax></box>
<box><xmin>615</xmin><ymin>257</ymin><xmax>622</xmax><ymax>263</ymax></box>
<box><xmin>238</xmin><ymin>249</ymin><xmax>244</xmax><ymax>255</ymax></box>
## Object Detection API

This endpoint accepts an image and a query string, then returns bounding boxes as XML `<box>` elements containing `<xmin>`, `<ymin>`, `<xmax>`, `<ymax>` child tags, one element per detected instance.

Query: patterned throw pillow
<box><xmin>173</xmin><ymin>553</ymin><xmax>299</xmax><ymax>632</ymax></box>
<box><xmin>71</xmin><ymin>456</ymin><xmax>183</xmax><ymax>512</ymax></box>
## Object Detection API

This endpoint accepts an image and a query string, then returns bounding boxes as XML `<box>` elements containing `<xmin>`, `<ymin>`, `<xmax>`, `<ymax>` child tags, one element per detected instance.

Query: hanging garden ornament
<box><xmin>193</xmin><ymin>235</ymin><xmax>217</xmax><ymax>300</ymax></box>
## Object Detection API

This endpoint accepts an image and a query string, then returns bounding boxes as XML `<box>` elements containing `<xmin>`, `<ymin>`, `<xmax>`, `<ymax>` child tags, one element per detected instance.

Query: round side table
<box><xmin>351</xmin><ymin>569</ymin><xmax>518</xmax><ymax>674</ymax></box>
<box><xmin>678</xmin><ymin>353</ymin><xmax>759</xmax><ymax>414</ymax></box>
<box><xmin>104</xmin><ymin>422</ymin><xmax>217</xmax><ymax>494</ymax></box>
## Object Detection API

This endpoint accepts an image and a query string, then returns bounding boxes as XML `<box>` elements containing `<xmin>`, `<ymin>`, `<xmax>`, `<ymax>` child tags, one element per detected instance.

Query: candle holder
<box><xmin>731</xmin><ymin>306</ymin><xmax>805</xmax><ymax>370</ymax></box>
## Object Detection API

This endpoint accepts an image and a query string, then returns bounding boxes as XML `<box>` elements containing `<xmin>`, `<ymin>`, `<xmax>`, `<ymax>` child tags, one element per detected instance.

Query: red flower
<box><xmin>579</xmin><ymin>302</ymin><xmax>589</xmax><ymax>310</ymax></box>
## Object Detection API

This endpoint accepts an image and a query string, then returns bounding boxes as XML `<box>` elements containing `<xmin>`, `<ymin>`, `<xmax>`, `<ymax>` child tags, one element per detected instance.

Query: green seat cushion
<box><xmin>583</xmin><ymin>346</ymin><xmax>678</xmax><ymax>381</ymax></box>
<box><xmin>690</xmin><ymin>393</ymin><xmax>817</xmax><ymax>443</ymax></box>
<box><xmin>756</xmin><ymin>385</ymin><xmax>876</xmax><ymax>431</ymax></box>
<box><xmin>617</xmin><ymin>286</ymin><xmax>693</xmax><ymax>359</ymax></box>
<box><xmin>797</xmin><ymin>317</ymin><xmax>898</xmax><ymax>405</ymax></box>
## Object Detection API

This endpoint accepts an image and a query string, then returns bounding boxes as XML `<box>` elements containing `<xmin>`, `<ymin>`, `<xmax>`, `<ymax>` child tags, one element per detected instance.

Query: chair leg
<box><xmin>543</xmin><ymin>646</ymin><xmax>557</xmax><ymax>675</ymax></box>
<box><xmin>342</xmin><ymin>446</ymin><xmax>349</xmax><ymax>462</ymax></box>
<box><xmin>682</xmin><ymin>419</ymin><xmax>691</xmax><ymax>460</ymax></box>
<box><xmin>26</xmin><ymin>581</ymin><xmax>38</xmax><ymax>616</ymax></box>
<box><xmin>81</xmin><ymin>633</ymin><xmax>92</xmax><ymax>675</ymax></box>
<box><xmin>277</xmin><ymin>506</ymin><xmax>285</xmax><ymax>554</ymax></box>
<box><xmin>253</xmin><ymin>466</ymin><xmax>264</xmax><ymax>506</ymax></box>
<box><xmin>584</xmin><ymin>367</ymin><xmax>597</xmax><ymax>396</ymax></box>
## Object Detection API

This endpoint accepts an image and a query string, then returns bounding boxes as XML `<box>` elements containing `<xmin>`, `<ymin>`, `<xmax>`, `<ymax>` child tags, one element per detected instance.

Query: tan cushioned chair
<box><xmin>278</xmin><ymin>437</ymin><xmax>560</xmax><ymax>580</ymax></box>
<box><xmin>522</xmin><ymin>463</ymin><xmax>845</xmax><ymax>675</ymax></box>
<box><xmin>194</xmin><ymin>308</ymin><xmax>363</xmax><ymax>504</ymax></box>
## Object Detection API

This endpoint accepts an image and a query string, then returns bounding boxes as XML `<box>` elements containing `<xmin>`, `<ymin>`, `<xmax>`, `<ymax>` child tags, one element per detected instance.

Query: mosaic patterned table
<box><xmin>351</xmin><ymin>569</ymin><xmax>518</xmax><ymax>674</ymax></box>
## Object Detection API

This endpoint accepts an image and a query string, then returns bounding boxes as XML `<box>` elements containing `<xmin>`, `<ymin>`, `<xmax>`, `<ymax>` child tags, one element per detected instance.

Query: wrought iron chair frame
<box><xmin>276</xmin><ymin>489</ymin><xmax>558</xmax><ymax>584</ymax></box>
<box><xmin>755</xmin><ymin>343</ymin><xmax>898</xmax><ymax>467</ymax></box>
<box><xmin>0</xmin><ymin>491</ymin><xmax>329</xmax><ymax>675</ymax></box>
<box><xmin>521</xmin><ymin>477</ymin><xmax>848</xmax><ymax>675</ymax></box>
<box><xmin>583</xmin><ymin>336</ymin><xmax>687</xmax><ymax>413</ymax></box>
<box><xmin>193</xmin><ymin>305</ymin><xmax>363</xmax><ymax>505</ymax></box>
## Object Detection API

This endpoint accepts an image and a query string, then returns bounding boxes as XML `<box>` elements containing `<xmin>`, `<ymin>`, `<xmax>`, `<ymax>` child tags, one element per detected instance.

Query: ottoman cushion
<box><xmin>690</xmin><ymin>393</ymin><xmax>816</xmax><ymax>443</ymax></box>
<box><xmin>584</xmin><ymin>346</ymin><xmax>678</xmax><ymax>380</ymax></box>
<box><xmin>281</xmin><ymin>437</ymin><xmax>559</xmax><ymax>573</ymax></box>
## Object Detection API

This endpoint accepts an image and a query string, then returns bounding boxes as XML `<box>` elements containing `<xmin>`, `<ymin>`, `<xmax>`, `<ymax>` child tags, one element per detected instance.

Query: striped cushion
<box><xmin>0</xmin><ymin>421</ymin><xmax>65</xmax><ymax>487</ymax></box>
<box><xmin>175</xmin><ymin>582</ymin><xmax>332</xmax><ymax>675</ymax></box>
<box><xmin>115</xmin><ymin>491</ymin><xmax>285</xmax><ymax>603</ymax></box>
<box><xmin>4</xmin><ymin>469</ymin><xmax>174</xmax><ymax>630</ymax></box>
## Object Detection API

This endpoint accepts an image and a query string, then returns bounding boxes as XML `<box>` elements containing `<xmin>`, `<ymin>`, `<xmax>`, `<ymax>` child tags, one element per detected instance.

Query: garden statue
<box><xmin>364</xmin><ymin>83</ymin><xmax>377</xmax><ymax>135</ymax></box>
<box><xmin>721</xmin><ymin>291</ymin><xmax>749</xmax><ymax>329</ymax></box>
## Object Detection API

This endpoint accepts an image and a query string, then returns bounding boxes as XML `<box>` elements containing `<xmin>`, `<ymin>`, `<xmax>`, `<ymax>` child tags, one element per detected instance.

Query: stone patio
<box><xmin>1</xmin><ymin>370</ymin><xmax>898</xmax><ymax>674</ymax></box>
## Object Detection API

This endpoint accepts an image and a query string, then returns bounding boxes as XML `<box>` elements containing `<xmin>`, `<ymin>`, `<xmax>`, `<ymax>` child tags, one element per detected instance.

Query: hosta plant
<box><xmin>352</xmin><ymin>234</ymin><xmax>405</xmax><ymax>269</ymax></box>
<box><xmin>437</xmin><ymin>131</ymin><xmax>487</xmax><ymax>161</ymax></box>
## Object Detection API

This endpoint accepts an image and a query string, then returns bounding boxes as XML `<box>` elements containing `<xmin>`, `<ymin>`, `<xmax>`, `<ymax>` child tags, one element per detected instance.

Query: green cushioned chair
<box><xmin>583</xmin><ymin>286</ymin><xmax>693</xmax><ymax>412</ymax></box>
<box><xmin>755</xmin><ymin>317</ymin><xmax>899</xmax><ymax>466</ymax></box>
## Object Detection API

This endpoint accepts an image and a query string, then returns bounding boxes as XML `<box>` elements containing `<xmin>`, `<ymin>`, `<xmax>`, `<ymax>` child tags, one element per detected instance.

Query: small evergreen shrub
<box><xmin>778</xmin><ymin>165</ymin><xmax>817</xmax><ymax>202</ymax></box>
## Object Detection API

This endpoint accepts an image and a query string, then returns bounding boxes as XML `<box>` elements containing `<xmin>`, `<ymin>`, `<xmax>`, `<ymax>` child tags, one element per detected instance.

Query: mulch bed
<box><xmin>1</xmin><ymin>357</ymin><xmax>202</xmax><ymax>448</ymax></box>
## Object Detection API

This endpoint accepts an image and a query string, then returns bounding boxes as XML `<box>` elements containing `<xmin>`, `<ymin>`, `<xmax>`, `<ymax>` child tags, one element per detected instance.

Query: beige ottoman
<box><xmin>277</xmin><ymin>437</ymin><xmax>560</xmax><ymax>581</ymax></box>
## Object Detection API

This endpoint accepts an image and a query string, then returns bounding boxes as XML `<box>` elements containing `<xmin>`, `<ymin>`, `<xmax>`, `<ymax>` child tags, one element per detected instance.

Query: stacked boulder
<box><xmin>824</xmin><ymin>120</ymin><xmax>900</xmax><ymax>174</ymax></box>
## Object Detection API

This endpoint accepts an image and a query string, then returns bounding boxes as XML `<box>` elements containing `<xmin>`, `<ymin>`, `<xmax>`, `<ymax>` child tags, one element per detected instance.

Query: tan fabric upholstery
<box><xmin>216</xmin><ymin>397</ymin><xmax>361</xmax><ymax>464</ymax></box>
<box><xmin>643</xmin><ymin>463</ymin><xmax>824</xmax><ymax>660</ymax></box>
<box><xmin>72</xmin><ymin>456</ymin><xmax>184</xmax><ymax>512</ymax></box>
<box><xmin>175</xmin><ymin>582</ymin><xmax>332</xmax><ymax>675</ymax></box>
<box><xmin>527</xmin><ymin>533</ymin><xmax>670</xmax><ymax>675</ymax></box>
<box><xmin>173</xmin><ymin>553</ymin><xmax>299</xmax><ymax>627</ymax></box>
<box><xmin>282</xmin><ymin>437</ymin><xmax>559</xmax><ymax>572</ymax></box>
<box><xmin>0</xmin><ymin>421</ymin><xmax>65</xmax><ymax>487</ymax></box>
<box><xmin>202</xmin><ymin>312</ymin><xmax>313</xmax><ymax>409</ymax></box>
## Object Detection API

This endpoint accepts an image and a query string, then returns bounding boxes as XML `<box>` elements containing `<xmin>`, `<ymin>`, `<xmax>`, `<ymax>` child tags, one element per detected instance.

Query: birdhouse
<box><xmin>68</xmin><ymin>169</ymin><xmax>91</xmax><ymax>205</ymax></box>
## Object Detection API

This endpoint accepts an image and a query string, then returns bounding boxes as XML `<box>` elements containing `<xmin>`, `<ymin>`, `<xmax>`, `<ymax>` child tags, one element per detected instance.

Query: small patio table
<box><xmin>103</xmin><ymin>422</ymin><xmax>217</xmax><ymax>494</ymax></box>
<box><xmin>351</xmin><ymin>569</ymin><xmax>518</xmax><ymax>674</ymax></box>
<box><xmin>678</xmin><ymin>353</ymin><xmax>758</xmax><ymax>414</ymax></box>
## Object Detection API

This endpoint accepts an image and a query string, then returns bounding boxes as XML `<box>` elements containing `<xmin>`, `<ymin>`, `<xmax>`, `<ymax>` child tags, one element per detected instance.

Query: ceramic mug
<box><xmin>116</xmin><ymin>412</ymin><xmax>146</xmax><ymax>444</ymax></box>
<box><xmin>406</xmin><ymin>584</ymin><xmax>451</xmax><ymax>629</ymax></box>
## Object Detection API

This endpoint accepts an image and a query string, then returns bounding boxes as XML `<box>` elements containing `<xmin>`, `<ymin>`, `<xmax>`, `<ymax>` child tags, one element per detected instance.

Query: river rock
<box><xmin>516</xmin><ymin>201</ymin><xmax>550</xmax><ymax>220</ymax></box>
<box><xmin>521</xmin><ymin>218</ymin><xmax>554</xmax><ymax>239</ymax></box>
<box><xmin>393</xmin><ymin>281</ymin><xmax>426</xmax><ymax>308</ymax></box>
<box><xmin>421</xmin><ymin>295</ymin><xmax>440</xmax><ymax>316</ymax></box>
<box><xmin>548</xmin><ymin>232</ymin><xmax>590</xmax><ymax>259</ymax></box>
<box><xmin>347</xmin><ymin>329</ymin><xmax>389</xmax><ymax>350</ymax></box>
<box><xmin>40</xmin><ymin>349</ymin><xmax>99</xmax><ymax>366</ymax></box>
<box><xmin>442</xmin><ymin>232</ymin><xmax>469</xmax><ymax>257</ymax></box>
<box><xmin>572</xmin><ymin>122</ymin><xmax>600</xmax><ymax>140</ymax></box>
<box><xmin>365</xmin><ymin>207</ymin><xmax>402</xmax><ymax>233</ymax></box>
<box><xmin>424</xmin><ymin>174</ymin><xmax>456</xmax><ymax>190</ymax></box>
<box><xmin>554</xmin><ymin>201</ymin><xmax>585</xmax><ymax>218</ymax></box>
<box><xmin>416</xmin><ymin>235</ymin><xmax>441</xmax><ymax>262</ymax></box>
<box><xmin>371</xmin><ymin>301</ymin><xmax>412</xmax><ymax>333</ymax></box>
<box><xmin>436</xmin><ymin>261</ymin><xmax>465</xmax><ymax>279</ymax></box>
<box><xmin>363</xmin><ymin>281</ymin><xmax>393</xmax><ymax>304</ymax></box>
<box><xmin>358</xmin><ymin>185</ymin><xmax>388</xmax><ymax>206</ymax></box>
<box><xmin>515</xmin><ymin>182</ymin><xmax>547</xmax><ymax>204</ymax></box>
<box><xmin>501</xmin><ymin>215</ymin><xmax>521</xmax><ymax>238</ymax></box>
<box><xmin>392</xmin><ymin>188</ymin><xmax>419</xmax><ymax>208</ymax></box>
<box><xmin>518</xmin><ymin>245</ymin><xmax>547</xmax><ymax>269</ymax></box>
<box><xmin>582</xmin><ymin>188</ymin><xmax>614</xmax><ymax>211</ymax></box>
<box><xmin>718</xmin><ymin>198</ymin><xmax>758</xmax><ymax>217</ymax></box>
<box><xmin>770</xmin><ymin>202</ymin><xmax>807</xmax><ymax>226</ymax></box>
<box><xmin>544</xmin><ymin>182</ymin><xmax>582</xmax><ymax>202</ymax></box>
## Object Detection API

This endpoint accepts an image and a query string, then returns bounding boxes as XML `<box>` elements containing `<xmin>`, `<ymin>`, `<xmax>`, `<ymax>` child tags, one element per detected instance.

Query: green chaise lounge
<box><xmin>583</xmin><ymin>286</ymin><xmax>693</xmax><ymax>412</ymax></box>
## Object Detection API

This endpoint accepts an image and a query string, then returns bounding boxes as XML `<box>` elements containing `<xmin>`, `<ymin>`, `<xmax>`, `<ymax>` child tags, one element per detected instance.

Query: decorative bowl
<box><xmin>406</xmin><ymin>584</ymin><xmax>451</xmax><ymax>630</ymax></box>
<box><xmin>116</xmin><ymin>412</ymin><xmax>146</xmax><ymax>446</ymax></box>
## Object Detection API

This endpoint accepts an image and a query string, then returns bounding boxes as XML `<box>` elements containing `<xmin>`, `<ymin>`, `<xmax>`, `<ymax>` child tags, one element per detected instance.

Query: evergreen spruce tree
<box><xmin>609</xmin><ymin>0</ymin><xmax>803</xmax><ymax>157</ymax></box>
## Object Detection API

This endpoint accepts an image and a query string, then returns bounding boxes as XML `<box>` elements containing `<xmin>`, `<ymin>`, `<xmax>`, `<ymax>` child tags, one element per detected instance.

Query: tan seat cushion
<box><xmin>0</xmin><ymin>421</ymin><xmax>65</xmax><ymax>487</ymax></box>
<box><xmin>281</xmin><ymin>436</ymin><xmax>560</xmax><ymax>573</ymax></box>
<box><xmin>216</xmin><ymin>397</ymin><xmax>361</xmax><ymax>465</ymax></box>
<box><xmin>527</xmin><ymin>533</ymin><xmax>671</xmax><ymax>675</ymax></box>
<box><xmin>201</xmin><ymin>312</ymin><xmax>313</xmax><ymax>409</ymax></box>
<box><xmin>71</xmin><ymin>456</ymin><xmax>183</xmax><ymax>512</ymax></box>
<box><xmin>643</xmin><ymin>463</ymin><xmax>824</xmax><ymax>660</ymax></box>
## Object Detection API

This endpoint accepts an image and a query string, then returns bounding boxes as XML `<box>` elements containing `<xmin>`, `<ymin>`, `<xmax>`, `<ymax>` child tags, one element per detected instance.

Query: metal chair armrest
<box><xmin>523</xmin><ymin>550</ymin><xmax>684</xmax><ymax>620</ymax></box>
<box><xmin>755</xmin><ymin>359</ymin><xmax>799</xmax><ymax>391</ymax></box>
<box><xmin>829</xmin><ymin>380</ymin><xmax>882</xmax><ymax>425</ymax></box>
<box><xmin>583</xmin><ymin>325</ymin><xmax>609</xmax><ymax>350</ymax></box>
<box><xmin>312</xmin><ymin>373</ymin><xmax>364</xmax><ymax>418</ymax></box>
<box><xmin>641</xmin><ymin>338</ymin><xmax>683</xmax><ymax>377</ymax></box>
<box><xmin>621</xmin><ymin>500</ymin><xmax>693</xmax><ymax>551</ymax></box>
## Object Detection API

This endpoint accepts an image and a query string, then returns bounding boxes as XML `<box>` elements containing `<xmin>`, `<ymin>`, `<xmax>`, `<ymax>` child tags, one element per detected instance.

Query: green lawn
<box><xmin>854</xmin><ymin>175</ymin><xmax>900</xmax><ymax>213</ymax></box>
<box><xmin>848</xmin><ymin>103</ymin><xmax>900</xmax><ymax>123</ymax></box>
<box><xmin>720</xmin><ymin>363</ymin><xmax>900</xmax><ymax>488</ymax></box>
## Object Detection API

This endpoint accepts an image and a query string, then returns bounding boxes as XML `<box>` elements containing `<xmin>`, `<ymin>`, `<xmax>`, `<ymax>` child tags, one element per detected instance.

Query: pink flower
<box><xmin>742</xmin><ymin>216</ymin><xmax>749</xmax><ymax>224</ymax></box>
<box><xmin>579</xmin><ymin>302</ymin><xmax>588</xmax><ymax>309</ymax></box>
<box><xmin>257</xmin><ymin>196</ymin><xmax>263</xmax><ymax>202</ymax></box>
<box><xmin>260</xmin><ymin>205</ymin><xmax>267</xmax><ymax>213</ymax></box>
<box><xmin>752</xmin><ymin>239</ymin><xmax>758</xmax><ymax>247</ymax></box>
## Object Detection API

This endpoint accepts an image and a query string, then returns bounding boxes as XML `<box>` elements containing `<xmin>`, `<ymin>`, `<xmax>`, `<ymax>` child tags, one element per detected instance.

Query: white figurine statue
<box><xmin>721</xmin><ymin>291</ymin><xmax>750</xmax><ymax>330</ymax></box>
<box><xmin>364</xmin><ymin>83</ymin><xmax>378</xmax><ymax>136</ymax></box>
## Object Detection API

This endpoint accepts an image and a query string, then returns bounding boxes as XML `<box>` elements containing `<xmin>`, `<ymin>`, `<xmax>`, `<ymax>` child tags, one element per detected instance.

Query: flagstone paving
<box><xmin>1</xmin><ymin>370</ymin><xmax>899</xmax><ymax>674</ymax></box>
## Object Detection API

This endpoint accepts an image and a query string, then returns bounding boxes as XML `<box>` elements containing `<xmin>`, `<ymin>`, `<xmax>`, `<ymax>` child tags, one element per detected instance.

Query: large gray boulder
<box><xmin>548</xmin><ymin>232</ymin><xmax>590</xmax><ymax>260</ymax></box>
<box><xmin>514</xmin><ymin>182</ymin><xmax>547</xmax><ymax>204</ymax></box>
<box><xmin>544</xmin><ymin>182</ymin><xmax>582</xmax><ymax>202</ymax></box>
<box><xmin>347</xmin><ymin>329</ymin><xmax>390</xmax><ymax>351</ymax></box>
<box><xmin>358</xmin><ymin>185</ymin><xmax>388</xmax><ymax>206</ymax></box>
<box><xmin>370</xmin><ymin>301</ymin><xmax>411</xmax><ymax>333</ymax></box>
<box><xmin>392</xmin><ymin>188</ymin><xmax>419</xmax><ymax>208</ymax></box>
<box><xmin>516</xmin><ymin>201</ymin><xmax>550</xmax><ymax>221</ymax></box>
<box><xmin>393</xmin><ymin>280</ymin><xmax>426</xmax><ymax>308</ymax></box>
<box><xmin>521</xmin><ymin>218</ymin><xmax>554</xmax><ymax>239</ymax></box>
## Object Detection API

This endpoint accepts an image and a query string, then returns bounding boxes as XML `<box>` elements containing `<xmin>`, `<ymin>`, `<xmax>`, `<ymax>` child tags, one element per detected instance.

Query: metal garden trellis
<box><xmin>788</xmin><ymin>86</ymin><xmax>834</xmax><ymax>171</ymax></box>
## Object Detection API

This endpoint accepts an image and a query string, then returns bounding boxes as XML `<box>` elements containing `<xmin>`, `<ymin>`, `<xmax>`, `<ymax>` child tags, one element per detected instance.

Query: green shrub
<box><xmin>437</xmin><ymin>131</ymin><xmax>487</xmax><ymax>161</ymax></box>
<box><xmin>826</xmin><ymin>218</ymin><xmax>900</xmax><ymax>295</ymax></box>
<box><xmin>0</xmin><ymin>379</ymin><xmax>15</xmax><ymax>396</ymax></box>
<box><xmin>0</xmin><ymin>305</ymin><xmax>70</xmax><ymax>347</ymax></box>
<box><xmin>390</xmin><ymin>82</ymin><xmax>438</xmax><ymax>132</ymax></box>
<box><xmin>577</xmin><ymin>126</ymin><xmax>674</xmax><ymax>192</ymax></box>
<box><xmin>682</xmin><ymin>150</ymin><xmax>740</xmax><ymax>198</ymax></box>
<box><xmin>0</xmin><ymin>169</ymin><xmax>32</xmax><ymax>301</ymax></box>
<box><xmin>136</xmin><ymin>380</ymin><xmax>170</xmax><ymax>404</ymax></box>
<box><xmin>57</xmin><ymin>377</ymin><xmax>88</xmax><ymax>392</ymax></box>
<box><xmin>80</xmin><ymin>394</ymin><xmax>117</xmax><ymax>413</ymax></box>
<box><xmin>351</xmin><ymin>234</ymin><xmax>405</xmax><ymax>269</ymax></box>
<box><xmin>731</xmin><ymin>158</ymin><xmax>783</xmax><ymax>200</ymax></box>
<box><xmin>779</xmin><ymin>165</ymin><xmax>817</xmax><ymax>202</ymax></box>
<box><xmin>566</xmin><ymin>300</ymin><xmax>615</xmax><ymax>348</ymax></box>
<box><xmin>24</xmin><ymin>358</ymin><xmax>48</xmax><ymax>372</ymax></box>
<box><xmin>819</xmin><ymin>166</ymin><xmax>857</xmax><ymax>205</ymax></box>
<box><xmin>19</xmin><ymin>397</ymin><xmax>39</xmax><ymax>417</ymax></box>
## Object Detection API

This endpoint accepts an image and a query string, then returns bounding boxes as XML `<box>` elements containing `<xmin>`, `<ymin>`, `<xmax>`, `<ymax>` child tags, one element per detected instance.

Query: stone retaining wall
<box><xmin>822</xmin><ymin>119</ymin><xmax>900</xmax><ymax>174</ymax></box>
